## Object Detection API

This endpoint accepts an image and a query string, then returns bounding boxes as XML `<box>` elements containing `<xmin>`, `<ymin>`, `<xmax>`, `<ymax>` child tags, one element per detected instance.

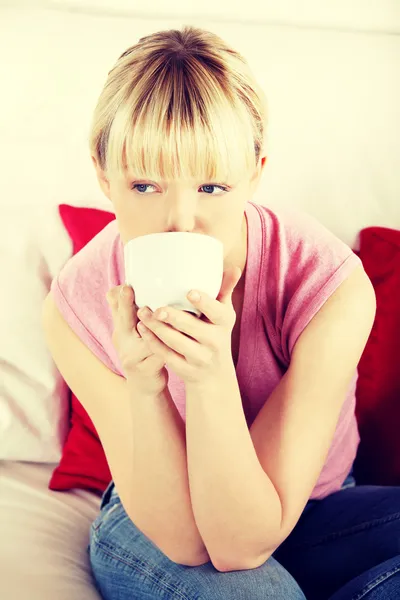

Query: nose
<box><xmin>165</xmin><ymin>196</ymin><xmax>197</xmax><ymax>233</ymax></box>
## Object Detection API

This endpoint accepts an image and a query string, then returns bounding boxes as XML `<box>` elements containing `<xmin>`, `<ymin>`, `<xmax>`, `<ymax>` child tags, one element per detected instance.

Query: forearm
<box><xmin>186</xmin><ymin>365</ymin><xmax>282</xmax><ymax>569</ymax></box>
<box><xmin>127</xmin><ymin>381</ymin><xmax>209</xmax><ymax>566</ymax></box>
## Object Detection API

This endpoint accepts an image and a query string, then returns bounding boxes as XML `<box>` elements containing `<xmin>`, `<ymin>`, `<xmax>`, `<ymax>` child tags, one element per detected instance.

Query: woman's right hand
<box><xmin>106</xmin><ymin>284</ymin><xmax>169</xmax><ymax>396</ymax></box>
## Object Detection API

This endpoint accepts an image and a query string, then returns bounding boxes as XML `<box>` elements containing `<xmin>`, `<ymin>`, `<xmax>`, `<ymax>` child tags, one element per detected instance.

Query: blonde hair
<box><xmin>88</xmin><ymin>25</ymin><xmax>268</xmax><ymax>184</ymax></box>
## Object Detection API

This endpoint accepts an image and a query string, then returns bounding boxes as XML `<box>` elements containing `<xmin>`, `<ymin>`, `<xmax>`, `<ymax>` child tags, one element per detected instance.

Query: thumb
<box><xmin>217</xmin><ymin>266</ymin><xmax>242</xmax><ymax>305</ymax></box>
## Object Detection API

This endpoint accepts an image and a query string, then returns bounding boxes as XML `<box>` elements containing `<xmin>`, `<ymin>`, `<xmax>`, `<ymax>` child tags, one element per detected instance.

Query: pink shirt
<box><xmin>51</xmin><ymin>200</ymin><xmax>363</xmax><ymax>499</ymax></box>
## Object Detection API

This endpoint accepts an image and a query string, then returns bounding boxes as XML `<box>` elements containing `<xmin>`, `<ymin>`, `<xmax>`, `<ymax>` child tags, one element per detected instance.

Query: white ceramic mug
<box><xmin>124</xmin><ymin>232</ymin><xmax>224</xmax><ymax>317</ymax></box>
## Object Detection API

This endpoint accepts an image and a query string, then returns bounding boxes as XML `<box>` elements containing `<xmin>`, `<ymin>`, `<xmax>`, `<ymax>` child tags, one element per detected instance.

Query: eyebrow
<box><xmin>126</xmin><ymin>175</ymin><xmax>239</xmax><ymax>186</ymax></box>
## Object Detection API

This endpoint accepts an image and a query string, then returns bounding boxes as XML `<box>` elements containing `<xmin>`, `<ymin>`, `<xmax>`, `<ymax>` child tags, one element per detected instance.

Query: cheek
<box><xmin>114</xmin><ymin>207</ymin><xmax>155</xmax><ymax>243</ymax></box>
<box><xmin>114</xmin><ymin>215</ymin><xmax>140</xmax><ymax>245</ymax></box>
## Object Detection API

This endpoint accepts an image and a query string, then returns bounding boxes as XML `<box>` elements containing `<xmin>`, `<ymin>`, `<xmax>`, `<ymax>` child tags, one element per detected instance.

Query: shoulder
<box><xmin>64</xmin><ymin>217</ymin><xmax>122</xmax><ymax>278</ymax></box>
<box><xmin>253</xmin><ymin>203</ymin><xmax>364</xmax><ymax>362</ymax></box>
<box><xmin>55</xmin><ymin>217</ymin><xmax>123</xmax><ymax>293</ymax></box>
<box><xmin>255</xmin><ymin>203</ymin><xmax>354</xmax><ymax>261</ymax></box>
<box><xmin>49</xmin><ymin>217</ymin><xmax>124</xmax><ymax>373</ymax></box>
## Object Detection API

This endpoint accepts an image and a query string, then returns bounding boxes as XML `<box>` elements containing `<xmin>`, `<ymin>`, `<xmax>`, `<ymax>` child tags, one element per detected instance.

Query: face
<box><xmin>92</xmin><ymin>156</ymin><xmax>267</xmax><ymax>277</ymax></box>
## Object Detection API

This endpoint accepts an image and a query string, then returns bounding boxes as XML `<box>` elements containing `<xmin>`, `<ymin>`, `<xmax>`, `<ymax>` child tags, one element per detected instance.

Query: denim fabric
<box><xmin>89</xmin><ymin>474</ymin><xmax>400</xmax><ymax>599</ymax></box>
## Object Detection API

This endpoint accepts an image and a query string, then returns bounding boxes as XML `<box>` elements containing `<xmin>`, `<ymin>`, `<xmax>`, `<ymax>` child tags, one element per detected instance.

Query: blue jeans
<box><xmin>88</xmin><ymin>473</ymin><xmax>400</xmax><ymax>599</ymax></box>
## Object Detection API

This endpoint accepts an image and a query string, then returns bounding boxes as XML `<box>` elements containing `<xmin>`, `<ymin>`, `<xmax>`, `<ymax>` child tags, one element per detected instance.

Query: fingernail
<box><xmin>188</xmin><ymin>290</ymin><xmax>200</xmax><ymax>302</ymax></box>
<box><xmin>120</xmin><ymin>286</ymin><xmax>127</xmax><ymax>297</ymax></box>
<box><xmin>138</xmin><ymin>307</ymin><xmax>151</xmax><ymax>318</ymax></box>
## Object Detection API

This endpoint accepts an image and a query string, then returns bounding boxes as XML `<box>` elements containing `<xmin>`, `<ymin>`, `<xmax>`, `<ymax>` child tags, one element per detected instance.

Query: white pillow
<box><xmin>0</xmin><ymin>204</ymin><xmax>69</xmax><ymax>461</ymax></box>
<box><xmin>0</xmin><ymin>200</ymin><xmax>110</xmax><ymax>461</ymax></box>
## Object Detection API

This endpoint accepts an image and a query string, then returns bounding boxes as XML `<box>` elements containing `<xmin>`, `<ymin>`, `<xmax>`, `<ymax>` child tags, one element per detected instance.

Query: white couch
<box><xmin>1</xmin><ymin>3</ymin><xmax>399</xmax><ymax>598</ymax></box>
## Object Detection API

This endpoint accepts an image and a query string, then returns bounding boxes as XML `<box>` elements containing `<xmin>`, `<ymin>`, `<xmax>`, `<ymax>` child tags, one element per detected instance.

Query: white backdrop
<box><xmin>4</xmin><ymin>0</ymin><xmax>400</xmax><ymax>33</ymax></box>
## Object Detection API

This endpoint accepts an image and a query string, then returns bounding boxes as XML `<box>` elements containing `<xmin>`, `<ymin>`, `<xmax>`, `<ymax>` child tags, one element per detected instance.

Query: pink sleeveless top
<box><xmin>51</xmin><ymin>200</ymin><xmax>363</xmax><ymax>499</ymax></box>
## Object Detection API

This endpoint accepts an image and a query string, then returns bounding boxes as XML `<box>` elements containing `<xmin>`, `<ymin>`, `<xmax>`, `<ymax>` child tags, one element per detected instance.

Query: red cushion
<box><xmin>49</xmin><ymin>204</ymin><xmax>115</xmax><ymax>494</ymax></box>
<box><xmin>354</xmin><ymin>226</ymin><xmax>400</xmax><ymax>486</ymax></box>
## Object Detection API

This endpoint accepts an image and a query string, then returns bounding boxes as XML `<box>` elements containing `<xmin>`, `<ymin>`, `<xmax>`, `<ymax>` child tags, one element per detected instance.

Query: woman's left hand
<box><xmin>136</xmin><ymin>266</ymin><xmax>242</xmax><ymax>384</ymax></box>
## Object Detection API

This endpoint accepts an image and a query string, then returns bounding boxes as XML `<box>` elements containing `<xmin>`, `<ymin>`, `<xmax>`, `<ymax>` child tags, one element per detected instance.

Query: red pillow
<box><xmin>354</xmin><ymin>226</ymin><xmax>400</xmax><ymax>486</ymax></box>
<box><xmin>49</xmin><ymin>204</ymin><xmax>116</xmax><ymax>494</ymax></box>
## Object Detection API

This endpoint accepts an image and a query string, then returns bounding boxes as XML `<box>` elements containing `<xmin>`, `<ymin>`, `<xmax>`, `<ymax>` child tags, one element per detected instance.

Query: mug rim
<box><xmin>124</xmin><ymin>231</ymin><xmax>223</xmax><ymax>247</ymax></box>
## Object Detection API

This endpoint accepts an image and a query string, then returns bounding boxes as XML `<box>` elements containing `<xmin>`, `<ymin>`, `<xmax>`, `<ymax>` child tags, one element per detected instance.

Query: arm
<box><xmin>42</xmin><ymin>293</ymin><xmax>209</xmax><ymax>566</ymax></box>
<box><xmin>186</xmin><ymin>265</ymin><xmax>376</xmax><ymax>571</ymax></box>
<box><xmin>127</xmin><ymin>381</ymin><xmax>210</xmax><ymax>565</ymax></box>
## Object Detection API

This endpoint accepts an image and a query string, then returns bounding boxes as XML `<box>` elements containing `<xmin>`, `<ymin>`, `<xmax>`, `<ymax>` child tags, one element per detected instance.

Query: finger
<box><xmin>135</xmin><ymin>330</ymin><xmax>156</xmax><ymax>361</ymax></box>
<box><xmin>139</xmin><ymin>318</ymin><xmax>212</xmax><ymax>366</ymax></box>
<box><xmin>141</xmin><ymin>328</ymin><xmax>189</xmax><ymax>373</ymax></box>
<box><xmin>137</xmin><ymin>321</ymin><xmax>184</xmax><ymax>361</ymax></box>
<box><xmin>185</xmin><ymin>267</ymin><xmax>241</xmax><ymax>326</ymax></box>
<box><xmin>106</xmin><ymin>287</ymin><xmax>120</xmax><ymax>322</ymax></box>
<box><xmin>117</xmin><ymin>285</ymin><xmax>139</xmax><ymax>334</ymax></box>
<box><xmin>138</xmin><ymin>351</ymin><xmax>166</xmax><ymax>373</ymax></box>
<box><xmin>185</xmin><ymin>290</ymin><xmax>226</xmax><ymax>326</ymax></box>
<box><xmin>152</xmin><ymin>306</ymin><xmax>211</xmax><ymax>345</ymax></box>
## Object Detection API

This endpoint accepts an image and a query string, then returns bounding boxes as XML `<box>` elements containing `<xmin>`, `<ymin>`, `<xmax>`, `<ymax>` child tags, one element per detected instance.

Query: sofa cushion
<box><xmin>0</xmin><ymin>461</ymin><xmax>102</xmax><ymax>600</ymax></box>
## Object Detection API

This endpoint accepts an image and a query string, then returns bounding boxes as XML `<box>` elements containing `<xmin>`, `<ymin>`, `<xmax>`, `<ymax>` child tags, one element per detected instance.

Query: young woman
<box><xmin>43</xmin><ymin>25</ymin><xmax>400</xmax><ymax>600</ymax></box>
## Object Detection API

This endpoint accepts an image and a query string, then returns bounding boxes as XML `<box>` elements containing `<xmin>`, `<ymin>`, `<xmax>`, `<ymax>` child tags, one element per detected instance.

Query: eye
<box><xmin>200</xmin><ymin>184</ymin><xmax>229</xmax><ymax>195</ymax></box>
<box><xmin>131</xmin><ymin>183</ymin><xmax>157</xmax><ymax>194</ymax></box>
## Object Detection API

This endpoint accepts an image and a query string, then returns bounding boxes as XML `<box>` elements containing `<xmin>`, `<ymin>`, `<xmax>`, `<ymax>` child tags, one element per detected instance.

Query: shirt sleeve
<box><xmin>276</xmin><ymin>209</ymin><xmax>364</xmax><ymax>363</ymax></box>
<box><xmin>49</xmin><ymin>220</ymin><xmax>122</xmax><ymax>374</ymax></box>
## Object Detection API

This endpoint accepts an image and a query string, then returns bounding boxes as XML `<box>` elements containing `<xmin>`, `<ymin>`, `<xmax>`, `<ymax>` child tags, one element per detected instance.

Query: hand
<box><xmin>106</xmin><ymin>284</ymin><xmax>168</xmax><ymax>396</ymax></box>
<box><xmin>135</xmin><ymin>266</ymin><xmax>242</xmax><ymax>384</ymax></box>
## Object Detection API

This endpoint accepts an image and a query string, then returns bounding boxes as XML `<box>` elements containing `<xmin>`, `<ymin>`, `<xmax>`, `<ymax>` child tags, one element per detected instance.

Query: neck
<box><xmin>225</xmin><ymin>213</ymin><xmax>248</xmax><ymax>285</ymax></box>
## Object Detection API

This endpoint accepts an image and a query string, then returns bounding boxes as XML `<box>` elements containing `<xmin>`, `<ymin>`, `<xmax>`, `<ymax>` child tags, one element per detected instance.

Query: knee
<box><xmin>203</xmin><ymin>556</ymin><xmax>306</xmax><ymax>600</ymax></box>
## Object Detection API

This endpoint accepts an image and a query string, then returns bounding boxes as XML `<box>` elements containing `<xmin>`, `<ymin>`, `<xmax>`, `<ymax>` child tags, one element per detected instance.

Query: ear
<box><xmin>91</xmin><ymin>155</ymin><xmax>112</xmax><ymax>201</ymax></box>
<box><xmin>249</xmin><ymin>154</ymin><xmax>268</xmax><ymax>194</ymax></box>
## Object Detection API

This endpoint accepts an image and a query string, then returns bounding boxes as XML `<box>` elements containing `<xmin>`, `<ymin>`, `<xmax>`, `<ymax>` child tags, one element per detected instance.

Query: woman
<box><xmin>43</xmin><ymin>25</ymin><xmax>400</xmax><ymax>600</ymax></box>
